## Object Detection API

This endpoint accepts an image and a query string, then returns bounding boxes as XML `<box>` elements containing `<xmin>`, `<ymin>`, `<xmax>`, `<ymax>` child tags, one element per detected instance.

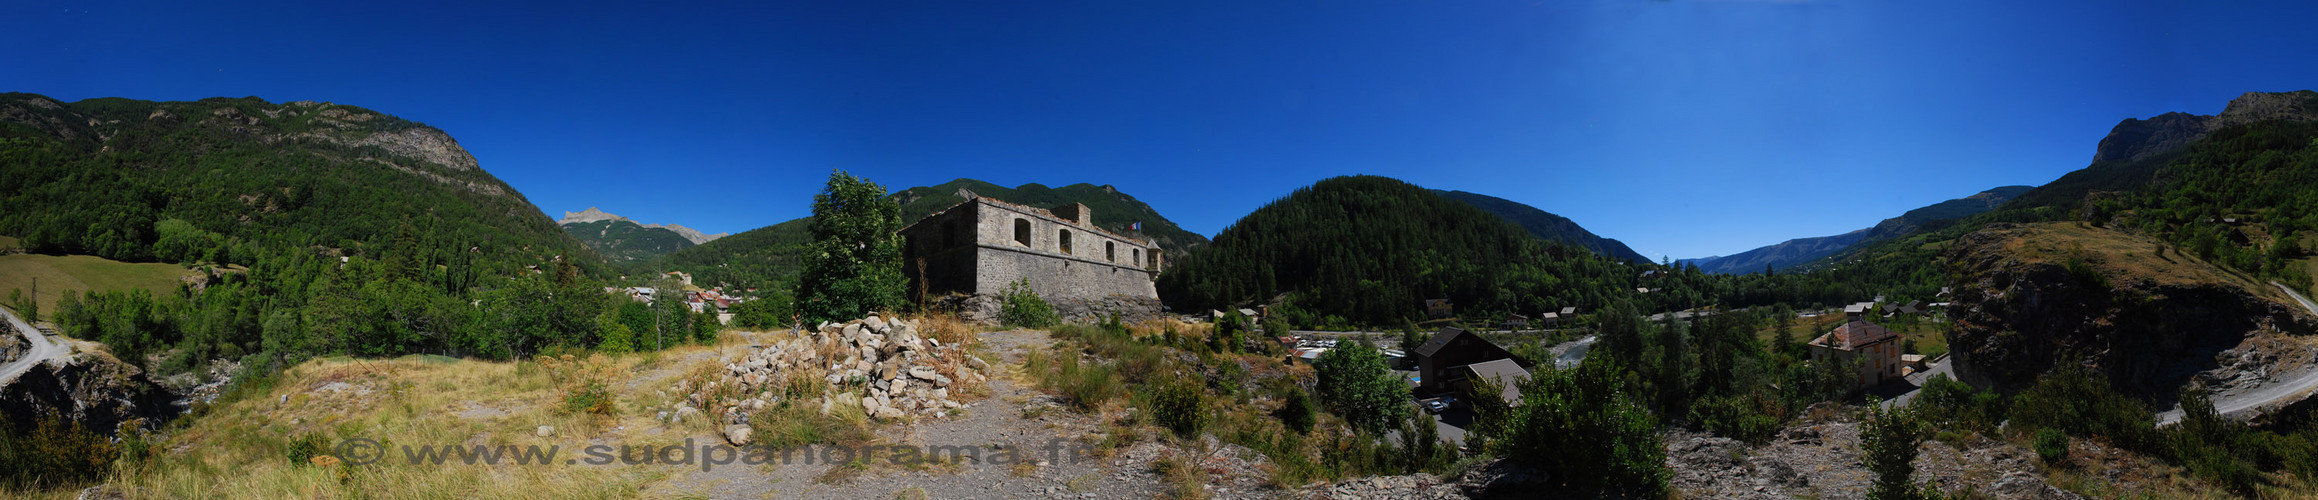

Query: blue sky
<box><xmin>9</xmin><ymin>0</ymin><xmax>2318</xmax><ymax>260</ymax></box>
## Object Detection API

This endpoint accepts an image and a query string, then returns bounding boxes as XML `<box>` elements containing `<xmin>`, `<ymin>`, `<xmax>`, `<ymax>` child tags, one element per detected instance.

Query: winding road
<box><xmin>2155</xmin><ymin>281</ymin><xmax>2318</xmax><ymax>425</ymax></box>
<box><xmin>0</xmin><ymin>305</ymin><xmax>65</xmax><ymax>387</ymax></box>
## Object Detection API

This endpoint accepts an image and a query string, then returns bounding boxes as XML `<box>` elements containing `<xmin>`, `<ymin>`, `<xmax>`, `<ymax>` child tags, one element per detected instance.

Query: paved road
<box><xmin>2276</xmin><ymin>281</ymin><xmax>2318</xmax><ymax>318</ymax></box>
<box><xmin>2153</xmin><ymin>282</ymin><xmax>2318</xmax><ymax>425</ymax></box>
<box><xmin>0</xmin><ymin>306</ymin><xmax>65</xmax><ymax>387</ymax></box>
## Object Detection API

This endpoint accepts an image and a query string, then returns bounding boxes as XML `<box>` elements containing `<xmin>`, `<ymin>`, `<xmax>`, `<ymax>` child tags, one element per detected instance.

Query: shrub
<box><xmin>999</xmin><ymin>279</ymin><xmax>1058</xmax><ymax>329</ymax></box>
<box><xmin>2008</xmin><ymin>362</ymin><xmax>2158</xmax><ymax>451</ymax></box>
<box><xmin>1913</xmin><ymin>374</ymin><xmax>2004</xmax><ymax>433</ymax></box>
<box><xmin>1862</xmin><ymin>403</ymin><xmax>1929</xmax><ymax>500</ymax></box>
<box><xmin>285</xmin><ymin>431</ymin><xmax>330</xmax><ymax>465</ymax></box>
<box><xmin>1143</xmin><ymin>373</ymin><xmax>1209</xmax><ymax>438</ymax></box>
<box><xmin>1495</xmin><ymin>357</ymin><xmax>1668</xmax><ymax>495</ymax></box>
<box><xmin>0</xmin><ymin>416</ymin><xmax>119</xmax><ymax>489</ymax></box>
<box><xmin>795</xmin><ymin>170</ymin><xmax>906</xmax><ymax>324</ymax></box>
<box><xmin>2034</xmin><ymin>428</ymin><xmax>2070</xmax><ymax>465</ymax></box>
<box><xmin>1275</xmin><ymin>388</ymin><xmax>1317</xmax><ymax>434</ymax></box>
<box><xmin>1025</xmin><ymin>349</ymin><xmax>1121</xmax><ymax>411</ymax></box>
<box><xmin>561</xmin><ymin>380</ymin><xmax>618</xmax><ymax>416</ymax></box>
<box><xmin>1689</xmin><ymin>393</ymin><xmax>1782</xmax><ymax>445</ymax></box>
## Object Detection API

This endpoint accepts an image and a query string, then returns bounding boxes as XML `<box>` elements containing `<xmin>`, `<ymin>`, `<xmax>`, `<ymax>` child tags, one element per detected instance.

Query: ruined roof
<box><xmin>1814</xmin><ymin>320</ymin><xmax>1896</xmax><ymax>350</ymax></box>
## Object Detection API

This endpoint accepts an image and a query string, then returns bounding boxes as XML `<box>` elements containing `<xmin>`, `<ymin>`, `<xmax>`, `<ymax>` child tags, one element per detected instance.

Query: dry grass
<box><xmin>1996</xmin><ymin>222</ymin><xmax>2288</xmax><ymax>304</ymax></box>
<box><xmin>98</xmin><ymin>342</ymin><xmax>751</xmax><ymax>499</ymax></box>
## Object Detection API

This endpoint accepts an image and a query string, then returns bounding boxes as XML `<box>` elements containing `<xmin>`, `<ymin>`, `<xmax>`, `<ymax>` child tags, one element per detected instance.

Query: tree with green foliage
<box><xmin>727</xmin><ymin>292</ymin><xmax>795</xmax><ymax>330</ymax></box>
<box><xmin>795</xmin><ymin>171</ymin><xmax>905</xmax><ymax>324</ymax></box>
<box><xmin>1314</xmin><ymin>339</ymin><xmax>1411</xmax><ymax>434</ymax></box>
<box><xmin>595</xmin><ymin>311</ymin><xmax>634</xmax><ymax>353</ymax></box>
<box><xmin>692</xmin><ymin>308</ymin><xmax>721</xmax><ymax>344</ymax></box>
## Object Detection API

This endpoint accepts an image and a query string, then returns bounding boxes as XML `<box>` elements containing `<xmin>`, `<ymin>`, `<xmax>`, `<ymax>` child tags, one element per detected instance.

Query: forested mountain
<box><xmin>0</xmin><ymin>92</ymin><xmax>602</xmax><ymax>275</ymax></box>
<box><xmin>1155</xmin><ymin>176</ymin><xmax>1648</xmax><ymax>326</ymax></box>
<box><xmin>1819</xmin><ymin>90</ymin><xmax>2318</xmax><ymax>299</ymax></box>
<box><xmin>1682</xmin><ymin>185</ymin><xmax>2031</xmax><ymax>274</ymax></box>
<box><xmin>0</xmin><ymin>93</ymin><xmax>687</xmax><ymax>381</ymax></box>
<box><xmin>1435</xmin><ymin>190</ymin><xmax>1650</xmax><ymax>263</ymax></box>
<box><xmin>656</xmin><ymin>178</ymin><xmax>1209</xmax><ymax>289</ymax></box>
<box><xmin>555</xmin><ymin>208</ymin><xmax>703</xmax><ymax>262</ymax></box>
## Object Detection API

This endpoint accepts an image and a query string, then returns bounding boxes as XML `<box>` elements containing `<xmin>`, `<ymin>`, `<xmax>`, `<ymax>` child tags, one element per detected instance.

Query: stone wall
<box><xmin>902</xmin><ymin>198</ymin><xmax>1161</xmax><ymax>307</ymax></box>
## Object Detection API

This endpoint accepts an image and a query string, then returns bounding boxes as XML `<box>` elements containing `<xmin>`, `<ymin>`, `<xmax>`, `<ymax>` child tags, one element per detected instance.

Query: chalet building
<box><xmin>1412</xmin><ymin>327</ymin><xmax>1534</xmax><ymax>392</ymax></box>
<box><xmin>1808</xmin><ymin>319</ymin><xmax>1903</xmax><ymax>389</ymax></box>
<box><xmin>1455</xmin><ymin>358</ymin><xmax>1531</xmax><ymax>405</ymax></box>
<box><xmin>1424</xmin><ymin>299</ymin><xmax>1455</xmax><ymax>319</ymax></box>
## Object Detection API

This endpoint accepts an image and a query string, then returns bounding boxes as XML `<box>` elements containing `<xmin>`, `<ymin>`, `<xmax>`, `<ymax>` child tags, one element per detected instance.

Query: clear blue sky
<box><xmin>10</xmin><ymin>0</ymin><xmax>2318</xmax><ymax>260</ymax></box>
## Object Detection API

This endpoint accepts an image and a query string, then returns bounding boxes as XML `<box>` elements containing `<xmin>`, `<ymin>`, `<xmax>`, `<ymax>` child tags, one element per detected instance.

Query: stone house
<box><xmin>1808</xmin><ymin>319</ymin><xmax>1903</xmax><ymax>389</ymax></box>
<box><xmin>899</xmin><ymin>197</ymin><xmax>1163</xmax><ymax>321</ymax></box>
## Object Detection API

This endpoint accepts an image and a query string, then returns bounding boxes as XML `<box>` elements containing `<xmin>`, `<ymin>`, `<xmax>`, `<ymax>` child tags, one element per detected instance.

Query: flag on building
<box><xmin>1130</xmin><ymin>221</ymin><xmax>1142</xmax><ymax>231</ymax></box>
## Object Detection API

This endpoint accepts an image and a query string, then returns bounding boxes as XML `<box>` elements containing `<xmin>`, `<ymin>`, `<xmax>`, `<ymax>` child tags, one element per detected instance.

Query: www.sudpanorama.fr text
<box><xmin>332</xmin><ymin>437</ymin><xmax>1096</xmax><ymax>472</ymax></box>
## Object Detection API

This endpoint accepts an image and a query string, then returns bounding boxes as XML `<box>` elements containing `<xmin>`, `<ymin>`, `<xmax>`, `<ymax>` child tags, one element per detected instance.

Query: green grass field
<box><xmin>0</xmin><ymin>252</ymin><xmax>194</xmax><ymax>317</ymax></box>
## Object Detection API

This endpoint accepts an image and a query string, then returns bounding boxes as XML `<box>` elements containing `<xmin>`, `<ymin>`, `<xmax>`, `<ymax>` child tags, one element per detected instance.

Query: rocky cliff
<box><xmin>1945</xmin><ymin>222</ymin><xmax>2318</xmax><ymax>406</ymax></box>
<box><xmin>0</xmin><ymin>346</ymin><xmax>179</xmax><ymax>437</ymax></box>
<box><xmin>2092</xmin><ymin>90</ymin><xmax>2318</xmax><ymax>164</ymax></box>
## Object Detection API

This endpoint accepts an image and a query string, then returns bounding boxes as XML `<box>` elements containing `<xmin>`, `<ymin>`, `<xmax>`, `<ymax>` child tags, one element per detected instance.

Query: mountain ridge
<box><xmin>1682</xmin><ymin>185</ymin><xmax>2033</xmax><ymax>274</ymax></box>
<box><xmin>1433</xmin><ymin>190</ymin><xmax>1650</xmax><ymax>263</ymax></box>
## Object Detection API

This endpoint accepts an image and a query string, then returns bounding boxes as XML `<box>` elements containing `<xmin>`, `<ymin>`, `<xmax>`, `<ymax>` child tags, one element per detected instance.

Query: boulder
<box><xmin>723</xmin><ymin>424</ymin><xmax>753</xmax><ymax>446</ymax></box>
<box><xmin>535</xmin><ymin>425</ymin><xmax>554</xmax><ymax>437</ymax></box>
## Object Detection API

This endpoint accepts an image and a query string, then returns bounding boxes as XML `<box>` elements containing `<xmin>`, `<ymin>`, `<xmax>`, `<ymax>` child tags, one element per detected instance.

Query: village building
<box><xmin>1808</xmin><ymin>319</ymin><xmax>1904</xmax><ymax>389</ymax></box>
<box><xmin>1455</xmin><ymin>358</ymin><xmax>1531</xmax><ymax>405</ymax></box>
<box><xmin>1411</xmin><ymin>327</ymin><xmax>1534</xmax><ymax>392</ymax></box>
<box><xmin>898</xmin><ymin>197</ymin><xmax>1164</xmax><ymax>322</ymax></box>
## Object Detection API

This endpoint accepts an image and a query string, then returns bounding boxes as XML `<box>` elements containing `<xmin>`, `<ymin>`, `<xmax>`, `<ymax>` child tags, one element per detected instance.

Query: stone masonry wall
<box><xmin>901</xmin><ymin>198</ymin><xmax>1161</xmax><ymax>312</ymax></box>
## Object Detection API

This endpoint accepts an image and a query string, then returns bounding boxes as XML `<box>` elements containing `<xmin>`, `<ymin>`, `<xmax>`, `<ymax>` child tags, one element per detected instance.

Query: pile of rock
<box><xmin>683</xmin><ymin>315</ymin><xmax>990</xmax><ymax>436</ymax></box>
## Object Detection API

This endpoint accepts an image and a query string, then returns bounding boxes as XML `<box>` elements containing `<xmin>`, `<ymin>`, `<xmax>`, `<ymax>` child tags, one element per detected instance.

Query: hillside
<box><xmin>1435</xmin><ymin>190</ymin><xmax>1649</xmax><ymax>263</ymax></box>
<box><xmin>0</xmin><ymin>93</ymin><xmax>600</xmax><ymax>276</ymax></box>
<box><xmin>656</xmin><ymin>178</ymin><xmax>1209</xmax><ymax>289</ymax></box>
<box><xmin>556</xmin><ymin>208</ymin><xmax>702</xmax><ymax>262</ymax></box>
<box><xmin>1684</xmin><ymin>185</ymin><xmax>2032</xmax><ymax>274</ymax></box>
<box><xmin>1945</xmin><ymin>222</ymin><xmax>2318</xmax><ymax>408</ymax></box>
<box><xmin>1156</xmin><ymin>175</ymin><xmax>1641</xmax><ymax>325</ymax></box>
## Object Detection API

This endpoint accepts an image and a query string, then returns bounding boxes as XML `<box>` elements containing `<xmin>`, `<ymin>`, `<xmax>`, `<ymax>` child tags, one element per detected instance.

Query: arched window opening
<box><xmin>1013</xmin><ymin>219</ymin><xmax>1031</xmax><ymax>247</ymax></box>
<box><xmin>1105</xmin><ymin>241</ymin><xmax>1116</xmax><ymax>262</ymax></box>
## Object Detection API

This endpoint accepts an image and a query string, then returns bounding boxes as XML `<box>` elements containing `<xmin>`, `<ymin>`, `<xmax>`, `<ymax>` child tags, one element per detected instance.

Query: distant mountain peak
<box><xmin>558</xmin><ymin>207</ymin><xmax>628</xmax><ymax>225</ymax></box>
<box><xmin>642</xmin><ymin>223</ymin><xmax>727</xmax><ymax>245</ymax></box>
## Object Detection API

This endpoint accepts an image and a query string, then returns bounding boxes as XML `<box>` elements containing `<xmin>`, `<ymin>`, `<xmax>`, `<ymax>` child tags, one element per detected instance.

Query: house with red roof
<box><xmin>1808</xmin><ymin>319</ymin><xmax>1903</xmax><ymax>389</ymax></box>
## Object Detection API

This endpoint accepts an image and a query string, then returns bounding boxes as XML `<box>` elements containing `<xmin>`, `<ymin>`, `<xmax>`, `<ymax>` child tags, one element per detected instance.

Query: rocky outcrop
<box><xmin>0</xmin><ymin>353</ymin><xmax>179</xmax><ymax>438</ymax></box>
<box><xmin>677</xmin><ymin>315</ymin><xmax>989</xmax><ymax>428</ymax></box>
<box><xmin>2093</xmin><ymin>90</ymin><xmax>2318</xmax><ymax>164</ymax></box>
<box><xmin>1945</xmin><ymin>223</ymin><xmax>2318</xmax><ymax>402</ymax></box>
<box><xmin>1666</xmin><ymin>414</ymin><xmax>2080</xmax><ymax>499</ymax></box>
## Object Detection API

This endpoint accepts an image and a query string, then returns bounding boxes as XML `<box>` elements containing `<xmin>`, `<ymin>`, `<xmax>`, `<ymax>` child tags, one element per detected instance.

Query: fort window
<box><xmin>1059</xmin><ymin>229</ymin><xmax>1074</xmax><ymax>255</ymax></box>
<box><xmin>1013</xmin><ymin>219</ymin><xmax>1031</xmax><ymax>247</ymax></box>
<box><xmin>1133</xmin><ymin>249</ymin><xmax>1141</xmax><ymax>267</ymax></box>
<box><xmin>1105</xmin><ymin>241</ymin><xmax>1116</xmax><ymax>262</ymax></box>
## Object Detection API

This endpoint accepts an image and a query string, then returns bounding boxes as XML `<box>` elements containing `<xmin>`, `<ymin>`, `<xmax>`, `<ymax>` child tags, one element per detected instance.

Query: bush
<box><xmin>1494</xmin><ymin>357</ymin><xmax>1668</xmax><ymax>495</ymax></box>
<box><xmin>285</xmin><ymin>431</ymin><xmax>330</xmax><ymax>465</ymax></box>
<box><xmin>1275</xmin><ymin>388</ymin><xmax>1317</xmax><ymax>434</ymax></box>
<box><xmin>1689</xmin><ymin>393</ymin><xmax>1782</xmax><ymax>445</ymax></box>
<box><xmin>1025</xmin><ymin>349</ymin><xmax>1121</xmax><ymax>411</ymax></box>
<box><xmin>0</xmin><ymin>416</ymin><xmax>119</xmax><ymax>489</ymax></box>
<box><xmin>1913</xmin><ymin>374</ymin><xmax>2004</xmax><ymax>433</ymax></box>
<box><xmin>1143</xmin><ymin>373</ymin><xmax>1210</xmax><ymax>438</ymax></box>
<box><xmin>999</xmin><ymin>279</ymin><xmax>1058</xmax><ymax>329</ymax></box>
<box><xmin>2034</xmin><ymin>428</ymin><xmax>2070</xmax><ymax>465</ymax></box>
<box><xmin>1862</xmin><ymin>403</ymin><xmax>1928</xmax><ymax>500</ymax></box>
<box><xmin>2008</xmin><ymin>362</ymin><xmax>2158</xmax><ymax>451</ymax></box>
<box><xmin>795</xmin><ymin>170</ymin><xmax>906</xmax><ymax>324</ymax></box>
<box><xmin>561</xmin><ymin>380</ymin><xmax>618</xmax><ymax>416</ymax></box>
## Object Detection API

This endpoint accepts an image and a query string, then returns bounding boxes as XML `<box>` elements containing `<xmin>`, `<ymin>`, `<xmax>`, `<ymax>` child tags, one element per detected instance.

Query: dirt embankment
<box><xmin>1945</xmin><ymin>223</ymin><xmax>2318</xmax><ymax>411</ymax></box>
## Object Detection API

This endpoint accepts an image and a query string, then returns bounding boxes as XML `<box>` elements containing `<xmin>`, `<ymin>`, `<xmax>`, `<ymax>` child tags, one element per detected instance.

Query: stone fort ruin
<box><xmin>900</xmin><ymin>196</ymin><xmax>1165</xmax><ymax>323</ymax></box>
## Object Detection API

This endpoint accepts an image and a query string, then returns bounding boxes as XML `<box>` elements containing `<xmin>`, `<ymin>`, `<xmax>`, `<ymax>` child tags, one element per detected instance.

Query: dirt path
<box><xmin>645</xmin><ymin>329</ymin><xmax>1170</xmax><ymax>499</ymax></box>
